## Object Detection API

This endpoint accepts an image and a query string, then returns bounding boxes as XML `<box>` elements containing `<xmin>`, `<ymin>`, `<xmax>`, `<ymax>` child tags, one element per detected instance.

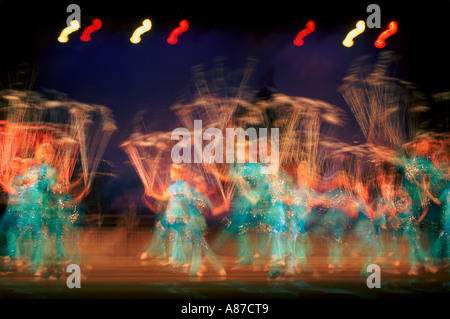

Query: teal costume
<box><xmin>165</xmin><ymin>180</ymin><xmax>191</xmax><ymax>266</ymax></box>
<box><xmin>287</xmin><ymin>184</ymin><xmax>316</xmax><ymax>271</ymax></box>
<box><xmin>19</xmin><ymin>164</ymin><xmax>57</xmax><ymax>271</ymax></box>
<box><xmin>321</xmin><ymin>188</ymin><xmax>354</xmax><ymax>267</ymax></box>
<box><xmin>142</xmin><ymin>200</ymin><xmax>169</xmax><ymax>260</ymax></box>
<box><xmin>186</xmin><ymin>188</ymin><xmax>223</xmax><ymax>275</ymax></box>
<box><xmin>0</xmin><ymin>175</ymin><xmax>25</xmax><ymax>259</ymax></box>
<box><xmin>213</xmin><ymin>163</ymin><xmax>263</xmax><ymax>265</ymax></box>
<box><xmin>396</xmin><ymin>155</ymin><xmax>445</xmax><ymax>256</ymax></box>
<box><xmin>430</xmin><ymin>181</ymin><xmax>450</xmax><ymax>266</ymax></box>
<box><xmin>262</xmin><ymin>171</ymin><xmax>290</xmax><ymax>278</ymax></box>
<box><xmin>354</xmin><ymin>197</ymin><xmax>386</xmax><ymax>274</ymax></box>
<box><xmin>50</xmin><ymin>190</ymin><xmax>83</xmax><ymax>264</ymax></box>
<box><xmin>391</xmin><ymin>192</ymin><xmax>429</xmax><ymax>270</ymax></box>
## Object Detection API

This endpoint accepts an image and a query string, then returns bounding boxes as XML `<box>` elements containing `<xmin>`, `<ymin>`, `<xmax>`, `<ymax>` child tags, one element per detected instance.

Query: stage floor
<box><xmin>0</xmin><ymin>228</ymin><xmax>449</xmax><ymax>299</ymax></box>
<box><xmin>1</xmin><ymin>255</ymin><xmax>449</xmax><ymax>299</ymax></box>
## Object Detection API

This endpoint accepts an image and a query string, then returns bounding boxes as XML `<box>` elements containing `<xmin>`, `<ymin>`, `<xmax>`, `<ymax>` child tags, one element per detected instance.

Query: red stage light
<box><xmin>80</xmin><ymin>19</ymin><xmax>102</xmax><ymax>42</ymax></box>
<box><xmin>167</xmin><ymin>20</ymin><xmax>189</xmax><ymax>45</ymax></box>
<box><xmin>293</xmin><ymin>20</ymin><xmax>315</xmax><ymax>46</ymax></box>
<box><xmin>374</xmin><ymin>21</ymin><xmax>398</xmax><ymax>49</ymax></box>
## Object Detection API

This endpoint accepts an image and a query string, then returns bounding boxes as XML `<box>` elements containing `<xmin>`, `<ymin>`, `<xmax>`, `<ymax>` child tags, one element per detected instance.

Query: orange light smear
<box><xmin>293</xmin><ymin>20</ymin><xmax>315</xmax><ymax>46</ymax></box>
<box><xmin>167</xmin><ymin>20</ymin><xmax>189</xmax><ymax>44</ymax></box>
<box><xmin>58</xmin><ymin>20</ymin><xmax>80</xmax><ymax>43</ymax></box>
<box><xmin>374</xmin><ymin>21</ymin><xmax>398</xmax><ymax>49</ymax></box>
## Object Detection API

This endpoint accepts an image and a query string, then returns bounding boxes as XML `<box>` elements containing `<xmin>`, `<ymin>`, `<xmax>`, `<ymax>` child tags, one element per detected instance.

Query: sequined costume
<box><xmin>287</xmin><ymin>184</ymin><xmax>316</xmax><ymax>271</ymax></box>
<box><xmin>0</xmin><ymin>175</ymin><xmax>26</xmax><ymax>259</ymax></box>
<box><xmin>397</xmin><ymin>156</ymin><xmax>444</xmax><ymax>215</ymax></box>
<box><xmin>354</xmin><ymin>197</ymin><xmax>386</xmax><ymax>274</ymax></box>
<box><xmin>261</xmin><ymin>171</ymin><xmax>290</xmax><ymax>277</ymax></box>
<box><xmin>165</xmin><ymin>180</ymin><xmax>191</xmax><ymax>266</ymax></box>
<box><xmin>18</xmin><ymin>164</ymin><xmax>57</xmax><ymax>271</ymax></box>
<box><xmin>391</xmin><ymin>190</ymin><xmax>430</xmax><ymax>271</ymax></box>
<box><xmin>213</xmin><ymin>163</ymin><xmax>263</xmax><ymax>266</ymax></box>
<box><xmin>142</xmin><ymin>201</ymin><xmax>169</xmax><ymax>260</ymax></box>
<box><xmin>430</xmin><ymin>181</ymin><xmax>450</xmax><ymax>265</ymax></box>
<box><xmin>320</xmin><ymin>188</ymin><xmax>356</xmax><ymax>268</ymax></box>
<box><xmin>186</xmin><ymin>188</ymin><xmax>223</xmax><ymax>276</ymax></box>
<box><xmin>50</xmin><ymin>188</ymin><xmax>83</xmax><ymax>264</ymax></box>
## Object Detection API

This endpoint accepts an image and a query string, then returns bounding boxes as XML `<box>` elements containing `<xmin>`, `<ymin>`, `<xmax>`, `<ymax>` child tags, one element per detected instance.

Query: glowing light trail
<box><xmin>342</xmin><ymin>20</ymin><xmax>365</xmax><ymax>47</ymax></box>
<box><xmin>58</xmin><ymin>20</ymin><xmax>80</xmax><ymax>43</ymax></box>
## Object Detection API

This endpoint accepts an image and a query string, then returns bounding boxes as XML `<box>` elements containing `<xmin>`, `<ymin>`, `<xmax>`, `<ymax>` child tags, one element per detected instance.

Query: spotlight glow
<box><xmin>374</xmin><ymin>21</ymin><xmax>398</xmax><ymax>49</ymax></box>
<box><xmin>80</xmin><ymin>19</ymin><xmax>102</xmax><ymax>42</ymax></box>
<box><xmin>58</xmin><ymin>20</ymin><xmax>80</xmax><ymax>43</ymax></box>
<box><xmin>167</xmin><ymin>20</ymin><xmax>189</xmax><ymax>45</ymax></box>
<box><xmin>342</xmin><ymin>20</ymin><xmax>365</xmax><ymax>47</ymax></box>
<box><xmin>130</xmin><ymin>19</ymin><xmax>152</xmax><ymax>44</ymax></box>
<box><xmin>293</xmin><ymin>20</ymin><xmax>315</xmax><ymax>46</ymax></box>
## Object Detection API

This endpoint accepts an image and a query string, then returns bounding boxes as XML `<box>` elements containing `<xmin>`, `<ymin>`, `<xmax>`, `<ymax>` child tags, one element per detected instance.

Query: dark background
<box><xmin>0</xmin><ymin>0</ymin><xmax>449</xmax><ymax>216</ymax></box>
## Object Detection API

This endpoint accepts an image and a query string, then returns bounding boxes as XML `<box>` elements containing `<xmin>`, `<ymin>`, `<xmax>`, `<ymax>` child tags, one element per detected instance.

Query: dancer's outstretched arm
<box><xmin>368</xmin><ymin>143</ymin><xmax>401</xmax><ymax>166</ymax></box>
<box><xmin>73</xmin><ymin>186</ymin><xmax>91</xmax><ymax>204</ymax></box>
<box><xmin>211</xmin><ymin>199</ymin><xmax>230</xmax><ymax>216</ymax></box>
<box><xmin>0</xmin><ymin>180</ymin><xmax>18</xmax><ymax>196</ymax></box>
<box><xmin>416</xmin><ymin>207</ymin><xmax>429</xmax><ymax>224</ymax></box>
<box><xmin>68</xmin><ymin>173</ymin><xmax>84</xmax><ymax>191</ymax></box>
<box><xmin>145</xmin><ymin>188</ymin><xmax>170</xmax><ymax>201</ymax></box>
<box><xmin>422</xmin><ymin>186</ymin><xmax>442</xmax><ymax>206</ymax></box>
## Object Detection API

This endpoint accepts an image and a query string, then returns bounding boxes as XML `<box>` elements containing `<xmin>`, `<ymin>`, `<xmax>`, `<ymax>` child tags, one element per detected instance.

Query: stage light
<box><xmin>80</xmin><ymin>19</ymin><xmax>102</xmax><ymax>42</ymax></box>
<box><xmin>374</xmin><ymin>21</ymin><xmax>398</xmax><ymax>49</ymax></box>
<box><xmin>167</xmin><ymin>20</ymin><xmax>189</xmax><ymax>44</ymax></box>
<box><xmin>130</xmin><ymin>19</ymin><xmax>152</xmax><ymax>44</ymax></box>
<box><xmin>58</xmin><ymin>19</ymin><xmax>80</xmax><ymax>43</ymax></box>
<box><xmin>293</xmin><ymin>20</ymin><xmax>315</xmax><ymax>46</ymax></box>
<box><xmin>342</xmin><ymin>20</ymin><xmax>365</xmax><ymax>47</ymax></box>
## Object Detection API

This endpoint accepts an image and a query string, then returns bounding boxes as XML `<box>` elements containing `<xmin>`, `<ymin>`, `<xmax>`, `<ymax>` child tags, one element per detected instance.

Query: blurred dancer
<box><xmin>388</xmin><ymin>183</ymin><xmax>432</xmax><ymax>275</ymax></box>
<box><xmin>24</xmin><ymin>143</ymin><xmax>58</xmax><ymax>275</ymax></box>
<box><xmin>285</xmin><ymin>163</ymin><xmax>316</xmax><ymax>275</ymax></box>
<box><xmin>422</xmin><ymin>170</ymin><xmax>449</xmax><ymax>274</ymax></box>
<box><xmin>261</xmin><ymin>167</ymin><xmax>290</xmax><ymax>279</ymax></box>
<box><xmin>146</xmin><ymin>164</ymin><xmax>191</xmax><ymax>268</ymax></box>
<box><xmin>353</xmin><ymin>181</ymin><xmax>385</xmax><ymax>275</ymax></box>
<box><xmin>0</xmin><ymin>158</ymin><xmax>27</xmax><ymax>265</ymax></box>
<box><xmin>371</xmin><ymin>139</ymin><xmax>445</xmax><ymax>252</ymax></box>
<box><xmin>50</xmin><ymin>174</ymin><xmax>89</xmax><ymax>266</ymax></box>
<box><xmin>140</xmin><ymin>194</ymin><xmax>169</xmax><ymax>262</ymax></box>
<box><xmin>209</xmin><ymin>161</ymin><xmax>263</xmax><ymax>267</ymax></box>
<box><xmin>186</xmin><ymin>177</ymin><xmax>228</xmax><ymax>277</ymax></box>
<box><xmin>316</xmin><ymin>173</ymin><xmax>358</xmax><ymax>270</ymax></box>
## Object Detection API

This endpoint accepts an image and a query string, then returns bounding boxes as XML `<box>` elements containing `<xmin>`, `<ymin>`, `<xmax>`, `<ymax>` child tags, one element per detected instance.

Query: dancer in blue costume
<box><xmin>381</xmin><ymin>178</ymin><xmax>410</xmax><ymax>272</ymax></box>
<box><xmin>140</xmin><ymin>194</ymin><xmax>169</xmax><ymax>262</ymax></box>
<box><xmin>353</xmin><ymin>181</ymin><xmax>386</xmax><ymax>275</ymax></box>
<box><xmin>186</xmin><ymin>176</ymin><xmax>228</xmax><ymax>277</ymax></box>
<box><xmin>388</xmin><ymin>184</ymin><xmax>433</xmax><ymax>275</ymax></box>
<box><xmin>261</xmin><ymin>168</ymin><xmax>290</xmax><ymax>279</ymax></box>
<box><xmin>371</xmin><ymin>139</ymin><xmax>445</xmax><ymax>253</ymax></box>
<box><xmin>209</xmin><ymin>161</ymin><xmax>262</xmax><ymax>267</ymax></box>
<box><xmin>50</xmin><ymin>174</ymin><xmax>89</xmax><ymax>266</ymax></box>
<box><xmin>285</xmin><ymin>163</ymin><xmax>316</xmax><ymax>275</ymax></box>
<box><xmin>0</xmin><ymin>158</ymin><xmax>28</xmax><ymax>264</ymax></box>
<box><xmin>423</xmin><ymin>173</ymin><xmax>450</xmax><ymax>274</ymax></box>
<box><xmin>316</xmin><ymin>173</ymin><xmax>359</xmax><ymax>270</ymax></box>
<box><xmin>13</xmin><ymin>144</ymin><xmax>58</xmax><ymax>275</ymax></box>
<box><xmin>146</xmin><ymin>164</ymin><xmax>192</xmax><ymax>268</ymax></box>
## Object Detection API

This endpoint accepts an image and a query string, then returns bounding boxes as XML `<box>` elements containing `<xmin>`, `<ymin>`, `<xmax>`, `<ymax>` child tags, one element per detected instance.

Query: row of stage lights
<box><xmin>59</xmin><ymin>18</ymin><xmax>398</xmax><ymax>49</ymax></box>
<box><xmin>59</xmin><ymin>18</ymin><xmax>190</xmax><ymax>45</ymax></box>
<box><xmin>58</xmin><ymin>8</ymin><xmax>398</xmax><ymax>49</ymax></box>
